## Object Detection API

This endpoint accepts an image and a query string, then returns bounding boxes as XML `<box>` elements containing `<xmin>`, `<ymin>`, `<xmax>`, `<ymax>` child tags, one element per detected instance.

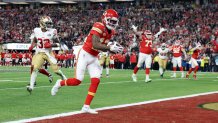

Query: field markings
<box><xmin>0</xmin><ymin>76</ymin><xmax>216</xmax><ymax>91</ymax></box>
<box><xmin>5</xmin><ymin>91</ymin><xmax>218</xmax><ymax>123</ymax></box>
<box><xmin>0</xmin><ymin>80</ymin><xmax>13</xmax><ymax>82</ymax></box>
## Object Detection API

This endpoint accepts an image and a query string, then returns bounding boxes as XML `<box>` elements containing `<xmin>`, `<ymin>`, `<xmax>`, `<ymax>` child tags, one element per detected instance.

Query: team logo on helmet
<box><xmin>39</xmin><ymin>16</ymin><xmax>53</xmax><ymax>30</ymax></box>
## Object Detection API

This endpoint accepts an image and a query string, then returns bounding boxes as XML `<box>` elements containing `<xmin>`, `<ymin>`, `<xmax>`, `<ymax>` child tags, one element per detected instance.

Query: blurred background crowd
<box><xmin>0</xmin><ymin>0</ymin><xmax>217</xmax><ymax>71</ymax></box>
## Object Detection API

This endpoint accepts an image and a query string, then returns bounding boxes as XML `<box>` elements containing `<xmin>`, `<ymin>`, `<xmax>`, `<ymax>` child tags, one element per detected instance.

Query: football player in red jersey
<box><xmin>51</xmin><ymin>9</ymin><xmax>123</xmax><ymax>114</ymax></box>
<box><xmin>186</xmin><ymin>42</ymin><xmax>202</xmax><ymax>80</ymax></box>
<box><xmin>170</xmin><ymin>40</ymin><xmax>187</xmax><ymax>78</ymax></box>
<box><xmin>211</xmin><ymin>36</ymin><xmax>218</xmax><ymax>76</ymax></box>
<box><xmin>131</xmin><ymin>25</ymin><xmax>166</xmax><ymax>83</ymax></box>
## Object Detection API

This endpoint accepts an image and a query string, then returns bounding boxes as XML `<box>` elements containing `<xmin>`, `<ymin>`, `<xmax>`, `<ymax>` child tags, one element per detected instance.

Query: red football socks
<box><xmin>145</xmin><ymin>68</ymin><xmax>150</xmax><ymax>75</ymax></box>
<box><xmin>39</xmin><ymin>68</ymin><xmax>50</xmax><ymax>77</ymax></box>
<box><xmin>133</xmin><ymin>67</ymin><xmax>139</xmax><ymax>74</ymax></box>
<box><xmin>85</xmin><ymin>78</ymin><xmax>100</xmax><ymax>105</ymax></box>
<box><xmin>60</xmin><ymin>78</ymin><xmax>81</xmax><ymax>86</ymax></box>
<box><xmin>180</xmin><ymin>67</ymin><xmax>183</xmax><ymax>71</ymax></box>
<box><xmin>194</xmin><ymin>66</ymin><xmax>199</xmax><ymax>74</ymax></box>
<box><xmin>173</xmin><ymin>67</ymin><xmax>176</xmax><ymax>72</ymax></box>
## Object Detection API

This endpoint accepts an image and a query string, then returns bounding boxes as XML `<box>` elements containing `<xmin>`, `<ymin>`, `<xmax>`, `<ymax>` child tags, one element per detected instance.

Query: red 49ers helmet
<box><xmin>102</xmin><ymin>9</ymin><xmax>119</xmax><ymax>30</ymax></box>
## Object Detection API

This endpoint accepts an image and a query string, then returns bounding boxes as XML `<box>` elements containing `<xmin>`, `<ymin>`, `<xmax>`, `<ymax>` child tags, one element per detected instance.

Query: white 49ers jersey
<box><xmin>157</xmin><ymin>48</ymin><xmax>169</xmax><ymax>59</ymax></box>
<box><xmin>31</xmin><ymin>27</ymin><xmax>58</xmax><ymax>53</ymax></box>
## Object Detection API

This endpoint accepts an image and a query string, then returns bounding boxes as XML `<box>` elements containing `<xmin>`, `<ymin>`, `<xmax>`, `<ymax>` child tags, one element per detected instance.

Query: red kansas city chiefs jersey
<box><xmin>139</xmin><ymin>35</ymin><xmax>152</xmax><ymax>54</ymax></box>
<box><xmin>172</xmin><ymin>45</ymin><xmax>184</xmax><ymax>57</ymax></box>
<box><xmin>83</xmin><ymin>22</ymin><xmax>115</xmax><ymax>56</ymax></box>
<box><xmin>192</xmin><ymin>49</ymin><xmax>200</xmax><ymax>59</ymax></box>
<box><xmin>212</xmin><ymin>40</ymin><xmax>218</xmax><ymax>53</ymax></box>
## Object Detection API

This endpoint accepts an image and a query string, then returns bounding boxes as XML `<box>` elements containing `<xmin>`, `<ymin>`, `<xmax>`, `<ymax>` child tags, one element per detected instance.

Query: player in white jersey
<box><xmin>99</xmin><ymin>51</ymin><xmax>110</xmax><ymax>77</ymax></box>
<box><xmin>157</xmin><ymin>43</ymin><xmax>170</xmax><ymax>78</ymax></box>
<box><xmin>27</xmin><ymin>16</ymin><xmax>67</xmax><ymax>94</ymax></box>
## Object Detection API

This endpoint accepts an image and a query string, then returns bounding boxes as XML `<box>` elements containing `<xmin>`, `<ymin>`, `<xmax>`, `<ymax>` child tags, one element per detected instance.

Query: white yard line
<box><xmin>0</xmin><ymin>76</ymin><xmax>217</xmax><ymax>91</ymax></box>
<box><xmin>0</xmin><ymin>80</ymin><xmax>13</xmax><ymax>82</ymax></box>
<box><xmin>5</xmin><ymin>91</ymin><xmax>218</xmax><ymax>123</ymax></box>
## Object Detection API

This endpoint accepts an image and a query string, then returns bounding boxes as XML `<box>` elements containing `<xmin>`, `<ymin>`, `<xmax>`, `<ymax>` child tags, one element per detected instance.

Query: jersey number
<box><xmin>145</xmin><ymin>40</ymin><xmax>152</xmax><ymax>47</ymax></box>
<box><xmin>173</xmin><ymin>48</ymin><xmax>180</xmax><ymax>53</ymax></box>
<box><xmin>160</xmin><ymin>53</ymin><xmax>167</xmax><ymax>56</ymax></box>
<box><xmin>38</xmin><ymin>38</ymin><xmax>50</xmax><ymax>48</ymax></box>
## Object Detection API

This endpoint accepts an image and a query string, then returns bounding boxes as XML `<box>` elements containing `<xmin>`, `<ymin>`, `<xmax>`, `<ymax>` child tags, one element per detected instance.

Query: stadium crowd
<box><xmin>0</xmin><ymin>0</ymin><xmax>217</xmax><ymax>72</ymax></box>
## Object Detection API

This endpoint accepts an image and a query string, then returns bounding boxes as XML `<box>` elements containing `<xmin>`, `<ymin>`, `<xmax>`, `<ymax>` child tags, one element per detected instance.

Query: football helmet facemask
<box><xmin>102</xmin><ymin>9</ymin><xmax>119</xmax><ymax>30</ymax></box>
<box><xmin>161</xmin><ymin>43</ymin><xmax>167</xmax><ymax>50</ymax></box>
<box><xmin>144</xmin><ymin>30</ymin><xmax>152</xmax><ymax>39</ymax></box>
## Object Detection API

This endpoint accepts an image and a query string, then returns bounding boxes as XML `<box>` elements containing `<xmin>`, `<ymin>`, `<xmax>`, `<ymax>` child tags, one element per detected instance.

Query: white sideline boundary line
<box><xmin>6</xmin><ymin>91</ymin><xmax>218</xmax><ymax>123</ymax></box>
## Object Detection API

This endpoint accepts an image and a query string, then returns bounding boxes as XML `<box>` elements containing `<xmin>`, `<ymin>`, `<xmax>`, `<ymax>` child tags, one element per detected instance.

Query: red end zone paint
<box><xmin>29</xmin><ymin>93</ymin><xmax>218</xmax><ymax>123</ymax></box>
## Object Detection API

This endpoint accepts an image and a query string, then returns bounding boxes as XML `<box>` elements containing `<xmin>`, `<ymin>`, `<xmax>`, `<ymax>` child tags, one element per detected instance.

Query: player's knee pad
<box><xmin>32</xmin><ymin>65</ymin><xmax>39</xmax><ymax>72</ymax></box>
<box><xmin>51</xmin><ymin>65</ymin><xmax>59</xmax><ymax>73</ymax></box>
<box><xmin>67</xmin><ymin>78</ymin><xmax>81</xmax><ymax>86</ymax></box>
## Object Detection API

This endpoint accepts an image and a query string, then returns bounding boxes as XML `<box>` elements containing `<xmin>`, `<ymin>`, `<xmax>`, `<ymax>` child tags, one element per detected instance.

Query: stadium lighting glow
<box><xmin>61</xmin><ymin>1</ymin><xmax>77</xmax><ymax>4</ymax></box>
<box><xmin>40</xmin><ymin>1</ymin><xmax>58</xmax><ymax>4</ymax></box>
<box><xmin>90</xmin><ymin>0</ymin><xmax>109</xmax><ymax>2</ymax></box>
<box><xmin>0</xmin><ymin>2</ymin><xmax>8</xmax><ymax>5</ymax></box>
<box><xmin>11</xmin><ymin>2</ymin><xmax>29</xmax><ymax>4</ymax></box>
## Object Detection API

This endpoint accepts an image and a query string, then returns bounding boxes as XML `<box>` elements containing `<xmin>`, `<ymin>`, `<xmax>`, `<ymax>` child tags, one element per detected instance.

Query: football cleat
<box><xmin>81</xmin><ymin>105</ymin><xmax>98</xmax><ymax>114</ymax></box>
<box><xmin>132</xmin><ymin>74</ymin><xmax>137</xmax><ymax>82</ymax></box>
<box><xmin>48</xmin><ymin>74</ymin><xmax>53</xmax><ymax>83</ymax></box>
<box><xmin>51</xmin><ymin>79</ymin><xmax>61</xmax><ymax>96</ymax></box>
<box><xmin>145</xmin><ymin>79</ymin><xmax>152</xmax><ymax>83</ymax></box>
<box><xmin>26</xmin><ymin>86</ymin><xmax>32</xmax><ymax>94</ymax></box>
<box><xmin>106</xmin><ymin>74</ymin><xmax>109</xmax><ymax>78</ymax></box>
<box><xmin>171</xmin><ymin>75</ymin><xmax>176</xmax><ymax>78</ymax></box>
<box><xmin>160</xmin><ymin>73</ymin><xmax>164</xmax><ymax>78</ymax></box>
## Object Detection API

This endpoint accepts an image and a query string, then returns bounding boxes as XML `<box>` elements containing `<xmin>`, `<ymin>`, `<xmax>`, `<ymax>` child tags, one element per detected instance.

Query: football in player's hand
<box><xmin>109</xmin><ymin>42</ymin><xmax>123</xmax><ymax>53</ymax></box>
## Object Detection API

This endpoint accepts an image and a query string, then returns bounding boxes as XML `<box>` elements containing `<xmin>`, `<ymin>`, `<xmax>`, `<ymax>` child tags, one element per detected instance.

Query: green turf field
<box><xmin>0</xmin><ymin>66</ymin><xmax>217</xmax><ymax>122</ymax></box>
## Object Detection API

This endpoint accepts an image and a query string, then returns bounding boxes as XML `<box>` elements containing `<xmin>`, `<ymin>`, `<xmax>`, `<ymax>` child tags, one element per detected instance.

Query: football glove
<box><xmin>44</xmin><ymin>42</ymin><xmax>52</xmax><ymax>48</ymax></box>
<box><xmin>131</xmin><ymin>25</ymin><xmax>138</xmax><ymax>32</ymax></box>
<box><xmin>109</xmin><ymin>42</ymin><xmax>123</xmax><ymax>53</ymax></box>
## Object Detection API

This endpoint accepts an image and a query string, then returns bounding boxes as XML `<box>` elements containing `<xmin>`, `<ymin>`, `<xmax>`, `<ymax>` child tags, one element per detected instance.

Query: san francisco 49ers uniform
<box><xmin>137</xmin><ymin>35</ymin><xmax>153</xmax><ymax>68</ymax></box>
<box><xmin>157</xmin><ymin>48</ymin><xmax>169</xmax><ymax>69</ymax></box>
<box><xmin>75</xmin><ymin>22</ymin><xmax>115</xmax><ymax>81</ymax></box>
<box><xmin>99</xmin><ymin>51</ymin><xmax>110</xmax><ymax>66</ymax></box>
<box><xmin>31</xmin><ymin>27</ymin><xmax>59</xmax><ymax>72</ymax></box>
